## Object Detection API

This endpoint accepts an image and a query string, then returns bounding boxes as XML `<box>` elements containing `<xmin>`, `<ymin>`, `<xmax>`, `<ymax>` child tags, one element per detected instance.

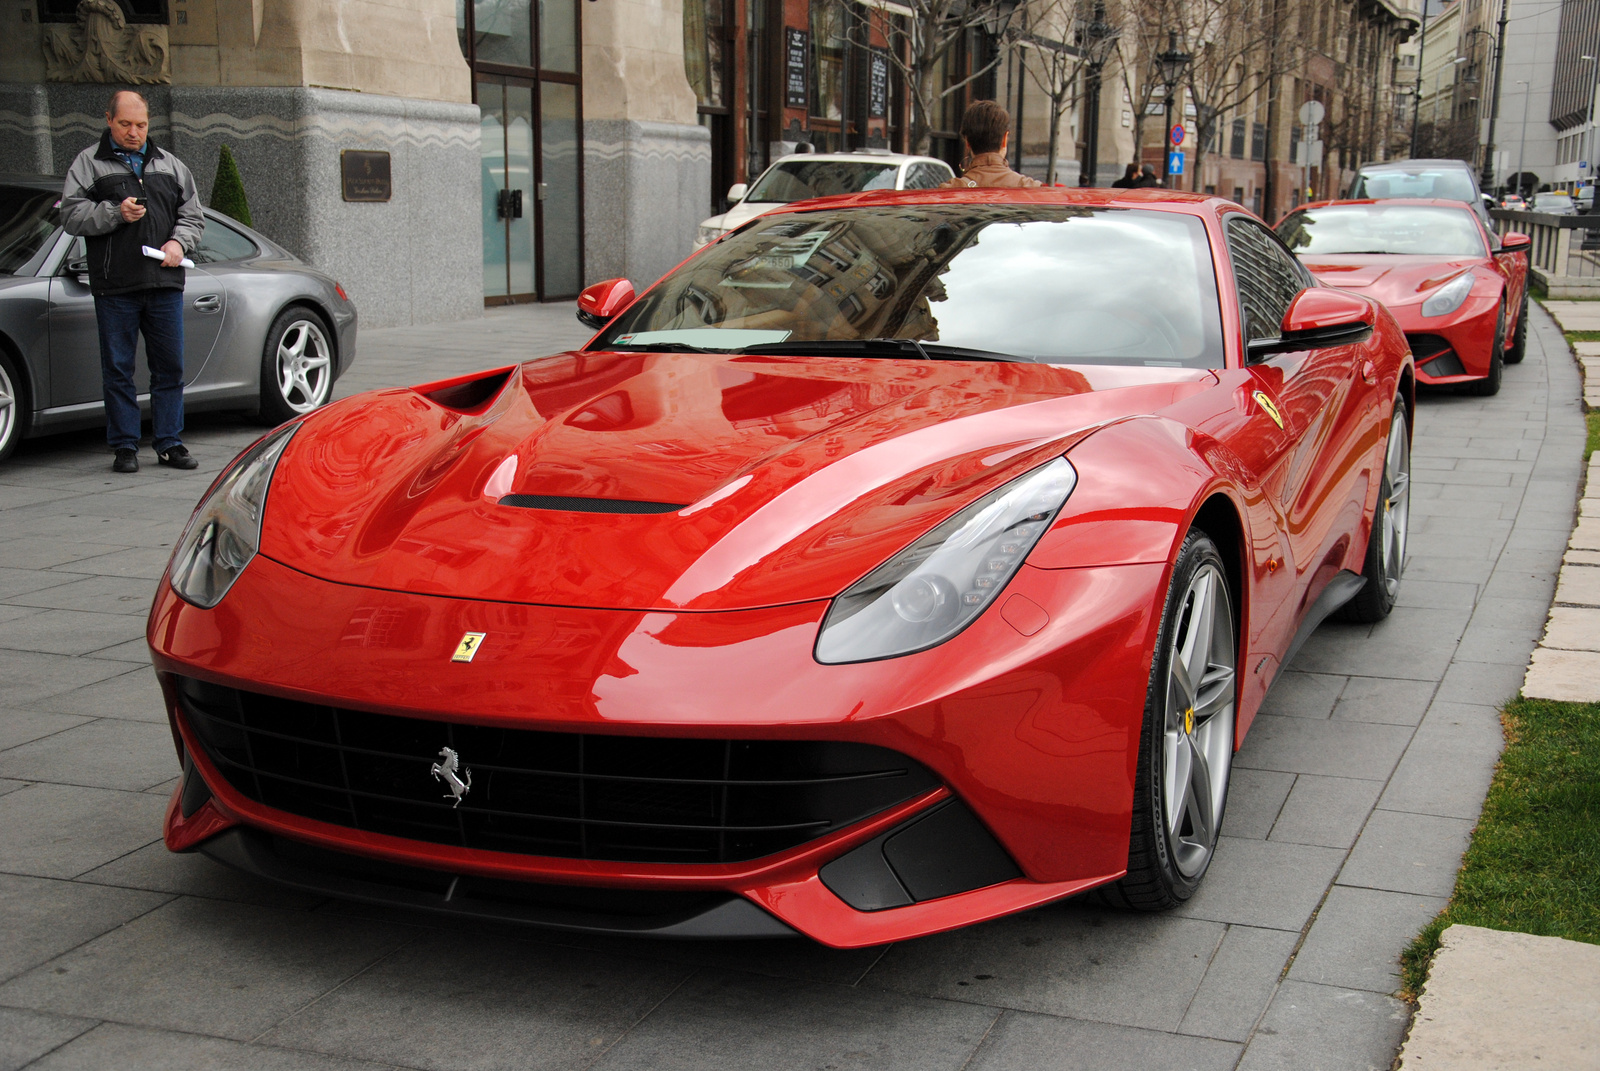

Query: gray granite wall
<box><xmin>0</xmin><ymin>84</ymin><xmax>480</xmax><ymax>329</ymax></box>
<box><xmin>584</xmin><ymin>119</ymin><xmax>709</xmax><ymax>291</ymax></box>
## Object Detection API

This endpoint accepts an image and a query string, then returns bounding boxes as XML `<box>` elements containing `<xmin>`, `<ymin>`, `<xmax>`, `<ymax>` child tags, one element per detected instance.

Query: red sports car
<box><xmin>1275</xmin><ymin>197</ymin><xmax>1530</xmax><ymax>395</ymax></box>
<box><xmin>151</xmin><ymin>189</ymin><xmax>1414</xmax><ymax>947</ymax></box>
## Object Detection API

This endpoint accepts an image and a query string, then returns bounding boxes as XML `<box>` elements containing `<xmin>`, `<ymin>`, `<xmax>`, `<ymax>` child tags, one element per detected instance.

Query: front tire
<box><xmin>1335</xmin><ymin>398</ymin><xmax>1410</xmax><ymax>624</ymax></box>
<box><xmin>1101</xmin><ymin>530</ymin><xmax>1236</xmax><ymax>911</ymax></box>
<box><xmin>257</xmin><ymin>307</ymin><xmax>335</xmax><ymax>425</ymax></box>
<box><xmin>0</xmin><ymin>349</ymin><xmax>28</xmax><ymax>465</ymax></box>
<box><xmin>1466</xmin><ymin>303</ymin><xmax>1505</xmax><ymax>396</ymax></box>
<box><xmin>1505</xmin><ymin>294</ymin><xmax>1528</xmax><ymax>365</ymax></box>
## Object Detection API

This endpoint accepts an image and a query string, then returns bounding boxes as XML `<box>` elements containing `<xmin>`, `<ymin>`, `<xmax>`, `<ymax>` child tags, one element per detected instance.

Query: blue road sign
<box><xmin>1168</xmin><ymin>151</ymin><xmax>1185</xmax><ymax>176</ymax></box>
<box><xmin>1170</xmin><ymin>125</ymin><xmax>1185</xmax><ymax>146</ymax></box>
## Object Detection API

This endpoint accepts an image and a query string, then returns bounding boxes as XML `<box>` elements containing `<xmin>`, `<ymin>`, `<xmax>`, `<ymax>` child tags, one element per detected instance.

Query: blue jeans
<box><xmin>94</xmin><ymin>289</ymin><xmax>185</xmax><ymax>453</ymax></box>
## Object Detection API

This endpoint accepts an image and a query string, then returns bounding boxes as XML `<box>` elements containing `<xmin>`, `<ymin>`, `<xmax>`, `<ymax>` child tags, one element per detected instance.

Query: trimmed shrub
<box><xmin>210</xmin><ymin>144</ymin><xmax>253</xmax><ymax>228</ymax></box>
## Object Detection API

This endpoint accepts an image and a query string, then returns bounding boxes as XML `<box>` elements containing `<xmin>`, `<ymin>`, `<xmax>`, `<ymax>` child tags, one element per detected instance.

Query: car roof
<box><xmin>0</xmin><ymin>173</ymin><xmax>66</xmax><ymax>193</ymax></box>
<box><xmin>1357</xmin><ymin>159</ymin><xmax>1476</xmax><ymax>172</ymax></box>
<box><xmin>765</xmin><ymin>152</ymin><xmax>949</xmax><ymax>167</ymax></box>
<box><xmin>763</xmin><ymin>185</ymin><xmax>1228</xmax><ymax>217</ymax></box>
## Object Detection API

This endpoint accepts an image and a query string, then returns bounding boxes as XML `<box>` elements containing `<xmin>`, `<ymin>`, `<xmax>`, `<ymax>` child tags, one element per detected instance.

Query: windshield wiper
<box><xmin>598</xmin><ymin>341</ymin><xmax>720</xmax><ymax>353</ymax></box>
<box><xmin>741</xmin><ymin>338</ymin><xmax>1020</xmax><ymax>362</ymax></box>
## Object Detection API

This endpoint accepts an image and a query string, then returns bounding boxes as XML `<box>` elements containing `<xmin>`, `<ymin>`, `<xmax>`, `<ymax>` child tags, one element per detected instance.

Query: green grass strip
<box><xmin>1401</xmin><ymin>698</ymin><xmax>1600</xmax><ymax>996</ymax></box>
<box><xmin>1567</xmin><ymin>330</ymin><xmax>1600</xmax><ymax>342</ymax></box>
<box><xmin>1589</xmin><ymin>411</ymin><xmax>1600</xmax><ymax>462</ymax></box>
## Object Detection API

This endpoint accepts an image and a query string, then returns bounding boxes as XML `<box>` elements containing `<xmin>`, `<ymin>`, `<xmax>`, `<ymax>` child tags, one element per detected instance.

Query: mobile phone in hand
<box><xmin>134</xmin><ymin>197</ymin><xmax>147</xmax><ymax>206</ymax></box>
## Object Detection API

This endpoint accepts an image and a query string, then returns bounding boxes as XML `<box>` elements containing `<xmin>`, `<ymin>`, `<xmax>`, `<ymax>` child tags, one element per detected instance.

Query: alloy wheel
<box><xmin>275</xmin><ymin>319</ymin><xmax>333</xmax><ymax>414</ymax></box>
<box><xmin>1378</xmin><ymin>409</ymin><xmax>1410</xmax><ymax>599</ymax></box>
<box><xmin>1162</xmin><ymin>561</ymin><xmax>1236</xmax><ymax>879</ymax></box>
<box><xmin>0</xmin><ymin>359</ymin><xmax>16</xmax><ymax>456</ymax></box>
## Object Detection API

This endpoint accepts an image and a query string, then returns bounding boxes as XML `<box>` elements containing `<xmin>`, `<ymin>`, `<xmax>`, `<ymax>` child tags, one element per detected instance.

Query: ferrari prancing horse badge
<box><xmin>1252</xmin><ymin>391</ymin><xmax>1284</xmax><ymax>429</ymax></box>
<box><xmin>452</xmin><ymin>632</ymin><xmax>487</xmax><ymax>662</ymax></box>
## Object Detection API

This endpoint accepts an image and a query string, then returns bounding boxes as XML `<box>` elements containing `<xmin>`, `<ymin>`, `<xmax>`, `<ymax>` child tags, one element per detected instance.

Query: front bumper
<box><xmin>1399</xmin><ymin>295</ymin><xmax>1501</xmax><ymax>384</ymax></box>
<box><xmin>150</xmin><ymin>553</ymin><xmax>1161</xmax><ymax>946</ymax></box>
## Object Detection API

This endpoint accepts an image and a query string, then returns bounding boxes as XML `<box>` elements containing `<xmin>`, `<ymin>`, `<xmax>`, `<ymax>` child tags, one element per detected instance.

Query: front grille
<box><xmin>176</xmin><ymin>676</ymin><xmax>939</xmax><ymax>864</ymax></box>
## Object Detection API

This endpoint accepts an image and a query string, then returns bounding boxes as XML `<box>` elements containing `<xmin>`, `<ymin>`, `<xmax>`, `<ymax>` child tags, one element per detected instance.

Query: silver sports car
<box><xmin>0</xmin><ymin>173</ymin><xmax>357</xmax><ymax>463</ymax></box>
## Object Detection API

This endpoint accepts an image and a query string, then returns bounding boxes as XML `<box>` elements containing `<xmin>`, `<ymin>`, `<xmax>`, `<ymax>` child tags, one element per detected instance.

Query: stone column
<box><xmin>582</xmin><ymin>0</ymin><xmax>710</xmax><ymax>290</ymax></box>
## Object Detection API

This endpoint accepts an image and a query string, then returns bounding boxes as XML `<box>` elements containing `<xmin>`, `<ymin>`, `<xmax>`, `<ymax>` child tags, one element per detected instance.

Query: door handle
<box><xmin>192</xmin><ymin>294</ymin><xmax>221</xmax><ymax>313</ymax></box>
<box><xmin>1360</xmin><ymin>360</ymin><xmax>1377</xmax><ymax>384</ymax></box>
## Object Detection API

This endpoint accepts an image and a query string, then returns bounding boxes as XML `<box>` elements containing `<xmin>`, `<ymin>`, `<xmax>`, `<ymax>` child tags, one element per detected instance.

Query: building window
<box><xmin>1251</xmin><ymin>122</ymin><xmax>1266</xmax><ymax>162</ymax></box>
<box><xmin>684</xmin><ymin>0</ymin><xmax>727</xmax><ymax>109</ymax></box>
<box><xmin>812</xmin><ymin>0</ymin><xmax>848</xmax><ymax>123</ymax></box>
<box><xmin>1230</xmin><ymin>118</ymin><xmax>1246</xmax><ymax>159</ymax></box>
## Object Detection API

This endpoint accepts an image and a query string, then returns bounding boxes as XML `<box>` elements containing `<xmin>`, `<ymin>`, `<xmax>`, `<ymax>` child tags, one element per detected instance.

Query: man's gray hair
<box><xmin>106</xmin><ymin>89</ymin><xmax>149</xmax><ymax>117</ymax></box>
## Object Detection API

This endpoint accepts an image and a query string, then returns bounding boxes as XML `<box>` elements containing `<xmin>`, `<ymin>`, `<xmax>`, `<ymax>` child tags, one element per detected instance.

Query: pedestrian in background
<box><xmin>1135</xmin><ymin>165</ymin><xmax>1162</xmax><ymax>188</ymax></box>
<box><xmin>1111</xmin><ymin>163</ymin><xmax>1140</xmax><ymax>188</ymax></box>
<box><xmin>61</xmin><ymin>90</ymin><xmax>204</xmax><ymax>473</ymax></box>
<box><xmin>941</xmin><ymin>100</ymin><xmax>1041</xmax><ymax>189</ymax></box>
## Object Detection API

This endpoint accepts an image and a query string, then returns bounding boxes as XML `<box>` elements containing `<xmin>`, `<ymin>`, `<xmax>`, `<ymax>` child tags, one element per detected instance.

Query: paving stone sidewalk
<box><xmin>0</xmin><ymin>302</ymin><xmax>1583</xmax><ymax>1071</ymax></box>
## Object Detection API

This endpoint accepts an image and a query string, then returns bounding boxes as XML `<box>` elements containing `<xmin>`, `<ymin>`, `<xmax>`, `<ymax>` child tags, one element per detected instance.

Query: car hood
<box><xmin>703</xmin><ymin>200</ymin><xmax>782</xmax><ymax>234</ymax></box>
<box><xmin>1300</xmin><ymin>254</ymin><xmax>1482</xmax><ymax>309</ymax></box>
<box><xmin>260</xmin><ymin>352</ymin><xmax>1215</xmax><ymax>611</ymax></box>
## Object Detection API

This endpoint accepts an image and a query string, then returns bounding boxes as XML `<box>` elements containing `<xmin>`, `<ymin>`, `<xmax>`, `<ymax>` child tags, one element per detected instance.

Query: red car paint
<box><xmin>1279</xmin><ymin>198</ymin><xmax>1529</xmax><ymax>388</ymax></box>
<box><xmin>151</xmin><ymin>188</ymin><xmax>1414</xmax><ymax>946</ymax></box>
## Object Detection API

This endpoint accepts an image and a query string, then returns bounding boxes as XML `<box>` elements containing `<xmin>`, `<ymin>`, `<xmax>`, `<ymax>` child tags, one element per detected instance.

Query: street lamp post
<box><xmin>1155</xmin><ymin>32</ymin><xmax>1192</xmax><ymax>188</ymax></box>
<box><xmin>1515</xmin><ymin>79</ymin><xmax>1530</xmax><ymax>198</ymax></box>
<box><xmin>1078</xmin><ymin>2</ymin><xmax>1119</xmax><ymax>187</ymax></box>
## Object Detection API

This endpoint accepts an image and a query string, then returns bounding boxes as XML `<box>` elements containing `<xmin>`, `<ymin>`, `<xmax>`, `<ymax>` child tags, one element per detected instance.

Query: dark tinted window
<box><xmin>593</xmin><ymin>205</ymin><xmax>1225</xmax><ymax>367</ymax></box>
<box><xmin>1227</xmin><ymin>217</ymin><xmax>1309</xmax><ymax>341</ymax></box>
<box><xmin>0</xmin><ymin>187</ymin><xmax>61</xmax><ymax>275</ymax></box>
<box><xmin>903</xmin><ymin>162</ymin><xmax>952</xmax><ymax>190</ymax></box>
<box><xmin>192</xmin><ymin>219</ymin><xmax>258</xmax><ymax>263</ymax></box>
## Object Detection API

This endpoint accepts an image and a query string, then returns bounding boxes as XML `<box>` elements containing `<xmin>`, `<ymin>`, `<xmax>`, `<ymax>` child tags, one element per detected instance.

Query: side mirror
<box><xmin>727</xmin><ymin>183</ymin><xmax>748</xmax><ymax>204</ymax></box>
<box><xmin>1499</xmin><ymin>231</ymin><xmax>1532</xmax><ymax>253</ymax></box>
<box><xmin>1247</xmin><ymin>288</ymin><xmax>1376</xmax><ymax>361</ymax></box>
<box><xmin>576</xmin><ymin>278</ymin><xmax>635</xmax><ymax>330</ymax></box>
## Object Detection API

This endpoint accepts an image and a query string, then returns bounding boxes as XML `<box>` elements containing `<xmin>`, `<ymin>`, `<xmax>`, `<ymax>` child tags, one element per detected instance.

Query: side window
<box><xmin>192</xmin><ymin>219</ymin><xmax>258</xmax><ymax>264</ymax></box>
<box><xmin>903</xmin><ymin>162</ymin><xmax>950</xmax><ymax>190</ymax></box>
<box><xmin>1226</xmin><ymin>217</ymin><xmax>1309</xmax><ymax>341</ymax></box>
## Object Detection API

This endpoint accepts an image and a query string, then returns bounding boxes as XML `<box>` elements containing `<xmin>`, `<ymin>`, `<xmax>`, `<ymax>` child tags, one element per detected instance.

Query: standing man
<box><xmin>940</xmin><ymin>101</ymin><xmax>1042</xmax><ymax>189</ymax></box>
<box><xmin>61</xmin><ymin>90</ymin><xmax>204</xmax><ymax>473</ymax></box>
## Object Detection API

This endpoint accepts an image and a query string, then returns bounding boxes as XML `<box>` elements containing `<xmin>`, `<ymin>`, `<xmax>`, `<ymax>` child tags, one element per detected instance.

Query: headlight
<box><xmin>1420</xmin><ymin>271</ymin><xmax>1475</xmax><ymax>317</ymax></box>
<box><xmin>696</xmin><ymin>225</ymin><xmax>725</xmax><ymax>246</ymax></box>
<box><xmin>815</xmin><ymin>458</ymin><xmax>1078</xmax><ymax>664</ymax></box>
<box><xmin>167</xmin><ymin>423</ymin><xmax>298</xmax><ymax>608</ymax></box>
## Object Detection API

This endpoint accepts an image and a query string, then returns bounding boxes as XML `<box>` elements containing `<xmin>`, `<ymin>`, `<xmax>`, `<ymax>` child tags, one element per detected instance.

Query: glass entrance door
<box><xmin>479</xmin><ymin>77</ymin><xmax>582</xmax><ymax>302</ymax></box>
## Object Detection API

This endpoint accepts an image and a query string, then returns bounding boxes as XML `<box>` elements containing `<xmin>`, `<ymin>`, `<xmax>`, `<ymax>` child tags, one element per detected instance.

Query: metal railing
<box><xmin>1489</xmin><ymin>209</ymin><xmax>1600</xmax><ymax>291</ymax></box>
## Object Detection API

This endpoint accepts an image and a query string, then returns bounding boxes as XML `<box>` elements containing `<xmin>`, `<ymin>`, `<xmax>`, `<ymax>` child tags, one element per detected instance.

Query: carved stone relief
<box><xmin>42</xmin><ymin>0</ymin><xmax>170</xmax><ymax>84</ymax></box>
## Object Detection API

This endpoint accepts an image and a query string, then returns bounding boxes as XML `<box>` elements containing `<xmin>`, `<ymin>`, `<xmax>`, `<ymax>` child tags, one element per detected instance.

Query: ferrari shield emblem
<box><xmin>1252</xmin><ymin>391</ymin><xmax>1284</xmax><ymax>429</ymax></box>
<box><xmin>451</xmin><ymin>632</ymin><xmax>486</xmax><ymax>663</ymax></box>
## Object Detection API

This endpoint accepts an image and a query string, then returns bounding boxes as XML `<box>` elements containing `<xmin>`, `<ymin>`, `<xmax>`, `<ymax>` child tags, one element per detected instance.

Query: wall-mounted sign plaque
<box><xmin>340</xmin><ymin>150</ymin><xmax>391</xmax><ymax>202</ymax></box>
<box><xmin>868</xmin><ymin>51</ymin><xmax>889</xmax><ymax>118</ymax></box>
<box><xmin>785</xmin><ymin>28</ymin><xmax>808</xmax><ymax>110</ymax></box>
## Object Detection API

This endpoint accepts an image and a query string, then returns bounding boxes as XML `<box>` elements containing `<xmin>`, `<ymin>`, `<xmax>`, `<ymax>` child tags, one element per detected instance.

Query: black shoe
<box><xmin>112</xmin><ymin>448</ymin><xmax>138</xmax><ymax>473</ymax></box>
<box><xmin>156</xmin><ymin>445</ymin><xmax>198</xmax><ymax>470</ymax></box>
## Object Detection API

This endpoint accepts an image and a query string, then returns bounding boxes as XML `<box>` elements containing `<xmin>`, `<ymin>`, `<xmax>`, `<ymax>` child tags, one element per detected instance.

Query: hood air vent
<box><xmin>498</xmin><ymin>494</ymin><xmax>686</xmax><ymax>514</ymax></box>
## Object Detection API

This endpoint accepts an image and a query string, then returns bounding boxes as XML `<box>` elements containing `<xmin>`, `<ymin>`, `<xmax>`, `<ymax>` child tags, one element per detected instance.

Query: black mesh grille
<box><xmin>498</xmin><ymin>494</ymin><xmax>686</xmax><ymax>514</ymax></box>
<box><xmin>1406</xmin><ymin>334</ymin><xmax>1453</xmax><ymax>361</ymax></box>
<box><xmin>176</xmin><ymin>676</ymin><xmax>939</xmax><ymax>864</ymax></box>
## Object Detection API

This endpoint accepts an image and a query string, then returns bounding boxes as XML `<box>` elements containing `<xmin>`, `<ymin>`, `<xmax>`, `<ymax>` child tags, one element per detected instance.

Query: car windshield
<box><xmin>1276</xmin><ymin>204</ymin><xmax>1486</xmax><ymax>257</ymax></box>
<box><xmin>0</xmin><ymin>187</ymin><xmax>61</xmax><ymax>274</ymax></box>
<box><xmin>591</xmin><ymin>204</ymin><xmax>1225</xmax><ymax>368</ymax></box>
<box><xmin>744</xmin><ymin>161</ymin><xmax>901</xmax><ymax>204</ymax></box>
<box><xmin>1534</xmin><ymin>194</ymin><xmax>1574</xmax><ymax>211</ymax></box>
<box><xmin>1350</xmin><ymin>168</ymin><xmax>1478</xmax><ymax>204</ymax></box>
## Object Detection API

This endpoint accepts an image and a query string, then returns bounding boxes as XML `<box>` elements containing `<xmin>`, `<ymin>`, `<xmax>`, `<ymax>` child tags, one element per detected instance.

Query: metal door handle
<box><xmin>1361</xmin><ymin>360</ymin><xmax>1377</xmax><ymax>384</ymax></box>
<box><xmin>192</xmin><ymin>294</ymin><xmax>221</xmax><ymax>312</ymax></box>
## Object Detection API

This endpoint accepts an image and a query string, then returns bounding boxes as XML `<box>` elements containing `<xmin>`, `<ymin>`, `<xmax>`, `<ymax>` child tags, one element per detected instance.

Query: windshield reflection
<box><xmin>593</xmin><ymin>205</ymin><xmax>1225</xmax><ymax>369</ymax></box>
<box><xmin>1277</xmin><ymin>204</ymin><xmax>1487</xmax><ymax>257</ymax></box>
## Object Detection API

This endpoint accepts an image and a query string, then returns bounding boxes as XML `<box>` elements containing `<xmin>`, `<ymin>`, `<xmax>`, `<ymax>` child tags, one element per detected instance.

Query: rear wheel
<box><xmin>0</xmin><ymin>349</ymin><xmax>28</xmax><ymax>465</ymax></box>
<box><xmin>1101</xmin><ymin>530</ymin><xmax>1236</xmax><ymax>911</ymax></box>
<box><xmin>1505</xmin><ymin>294</ymin><xmax>1528</xmax><ymax>365</ymax></box>
<box><xmin>257</xmin><ymin>307</ymin><xmax>335</xmax><ymax>425</ymax></box>
<box><xmin>1466</xmin><ymin>303</ymin><xmax>1505</xmax><ymax>396</ymax></box>
<box><xmin>1335</xmin><ymin>398</ymin><xmax>1410</xmax><ymax>624</ymax></box>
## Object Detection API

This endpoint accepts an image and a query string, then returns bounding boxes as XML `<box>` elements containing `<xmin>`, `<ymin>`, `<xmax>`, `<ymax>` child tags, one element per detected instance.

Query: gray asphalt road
<box><xmin>0</xmin><ymin>301</ymin><xmax>1583</xmax><ymax>1071</ymax></box>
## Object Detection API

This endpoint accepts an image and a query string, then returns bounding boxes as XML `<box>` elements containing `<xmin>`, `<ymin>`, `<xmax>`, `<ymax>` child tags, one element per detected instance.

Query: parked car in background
<box><xmin>0</xmin><ymin>174</ymin><xmax>356</xmax><ymax>463</ymax></box>
<box><xmin>1277</xmin><ymin>197</ymin><xmax>1530</xmax><ymax>396</ymax></box>
<box><xmin>1348</xmin><ymin>159</ymin><xmax>1488</xmax><ymax>224</ymax></box>
<box><xmin>1500</xmin><ymin>194</ymin><xmax>1527</xmax><ymax>210</ymax></box>
<box><xmin>1530</xmin><ymin>191</ymin><xmax>1576</xmax><ymax>215</ymax></box>
<box><xmin>694</xmin><ymin>151</ymin><xmax>954</xmax><ymax>249</ymax></box>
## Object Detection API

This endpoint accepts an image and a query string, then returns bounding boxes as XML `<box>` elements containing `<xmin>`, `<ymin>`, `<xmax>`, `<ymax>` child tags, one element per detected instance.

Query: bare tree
<box><xmin>1116</xmin><ymin>0</ymin><xmax>1179</xmax><ymax>172</ymax></box>
<box><xmin>877</xmin><ymin>0</ymin><xmax>1025</xmax><ymax>155</ymax></box>
<box><xmin>1016</xmin><ymin>0</ymin><xmax>1094</xmax><ymax>185</ymax></box>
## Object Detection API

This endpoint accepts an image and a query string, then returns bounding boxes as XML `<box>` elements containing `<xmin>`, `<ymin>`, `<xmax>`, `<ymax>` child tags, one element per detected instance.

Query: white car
<box><xmin>694</xmin><ymin>151</ymin><xmax>955</xmax><ymax>248</ymax></box>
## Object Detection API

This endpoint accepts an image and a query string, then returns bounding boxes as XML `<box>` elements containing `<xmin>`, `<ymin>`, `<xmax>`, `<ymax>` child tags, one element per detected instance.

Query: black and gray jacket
<box><xmin>61</xmin><ymin>130</ymin><xmax>205</xmax><ymax>296</ymax></box>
